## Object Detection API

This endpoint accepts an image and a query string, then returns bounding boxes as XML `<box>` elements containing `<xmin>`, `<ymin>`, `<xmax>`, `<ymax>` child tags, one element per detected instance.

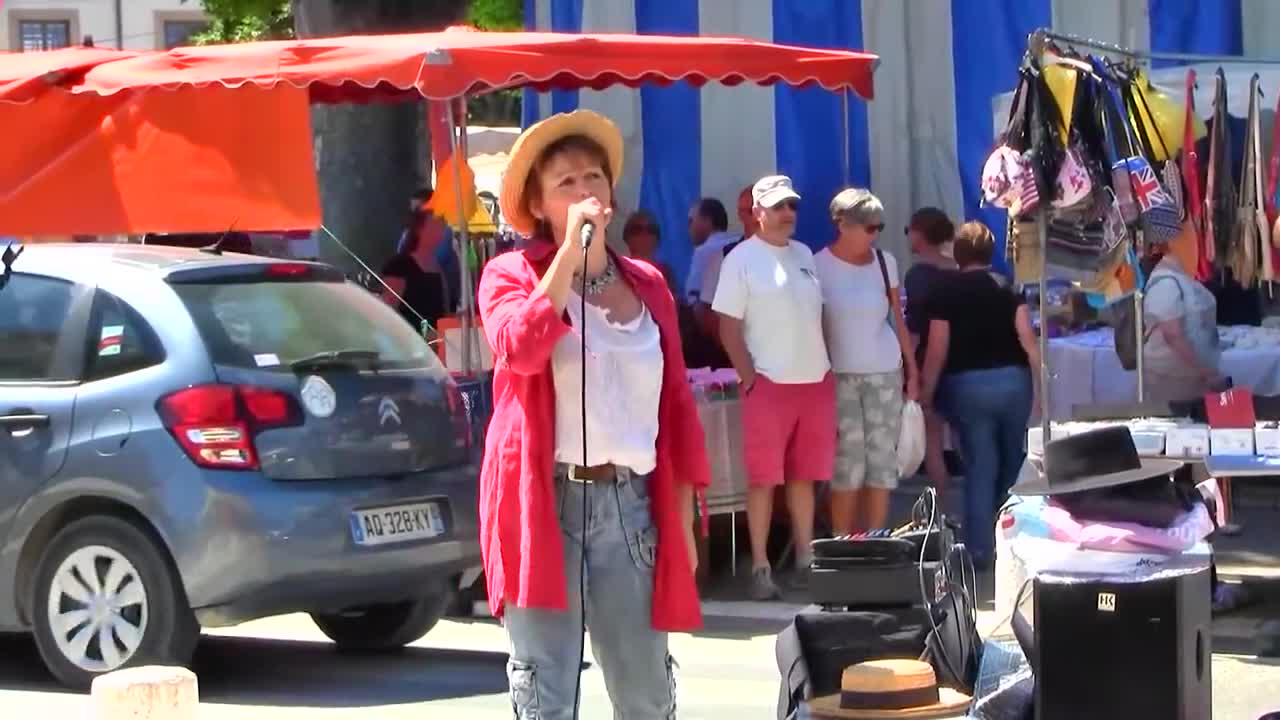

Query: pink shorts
<box><xmin>741</xmin><ymin>373</ymin><xmax>837</xmax><ymax>487</ymax></box>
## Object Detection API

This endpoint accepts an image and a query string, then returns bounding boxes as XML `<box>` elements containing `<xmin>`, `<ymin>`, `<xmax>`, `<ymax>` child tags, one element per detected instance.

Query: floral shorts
<box><xmin>833</xmin><ymin>370</ymin><xmax>904</xmax><ymax>491</ymax></box>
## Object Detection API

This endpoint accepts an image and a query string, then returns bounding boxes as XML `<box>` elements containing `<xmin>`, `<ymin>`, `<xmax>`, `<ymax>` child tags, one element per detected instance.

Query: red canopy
<box><xmin>62</xmin><ymin>27</ymin><xmax>878</xmax><ymax>102</ymax></box>
<box><xmin>0</xmin><ymin>47</ymin><xmax>138</xmax><ymax>103</ymax></box>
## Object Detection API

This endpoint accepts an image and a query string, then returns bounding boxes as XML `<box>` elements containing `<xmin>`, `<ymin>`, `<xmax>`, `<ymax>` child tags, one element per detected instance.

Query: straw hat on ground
<box><xmin>498</xmin><ymin>109</ymin><xmax>625</xmax><ymax>238</ymax></box>
<box><xmin>807</xmin><ymin>659</ymin><xmax>971</xmax><ymax>719</ymax></box>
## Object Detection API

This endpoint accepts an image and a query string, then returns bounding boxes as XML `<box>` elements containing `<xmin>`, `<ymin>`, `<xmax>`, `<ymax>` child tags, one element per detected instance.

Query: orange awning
<box><xmin>0</xmin><ymin>84</ymin><xmax>320</xmax><ymax>236</ymax></box>
<box><xmin>60</xmin><ymin>27</ymin><xmax>878</xmax><ymax>102</ymax></box>
<box><xmin>0</xmin><ymin>47</ymin><xmax>139</xmax><ymax>103</ymax></box>
<box><xmin>0</xmin><ymin>30</ymin><xmax>879</xmax><ymax>236</ymax></box>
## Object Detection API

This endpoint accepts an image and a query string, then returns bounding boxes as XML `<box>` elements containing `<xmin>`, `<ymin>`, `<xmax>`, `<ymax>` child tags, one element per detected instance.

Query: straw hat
<box><xmin>807</xmin><ymin>659</ymin><xmax>971</xmax><ymax>719</ymax></box>
<box><xmin>498</xmin><ymin>109</ymin><xmax>625</xmax><ymax>238</ymax></box>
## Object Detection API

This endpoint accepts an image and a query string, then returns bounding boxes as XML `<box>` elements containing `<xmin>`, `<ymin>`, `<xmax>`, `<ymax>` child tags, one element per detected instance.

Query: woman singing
<box><xmin>478</xmin><ymin>109</ymin><xmax>710</xmax><ymax>719</ymax></box>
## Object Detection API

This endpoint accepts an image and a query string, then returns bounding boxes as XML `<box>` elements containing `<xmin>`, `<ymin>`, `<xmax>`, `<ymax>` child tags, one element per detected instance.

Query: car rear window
<box><xmin>173</xmin><ymin>280</ymin><xmax>440</xmax><ymax>371</ymax></box>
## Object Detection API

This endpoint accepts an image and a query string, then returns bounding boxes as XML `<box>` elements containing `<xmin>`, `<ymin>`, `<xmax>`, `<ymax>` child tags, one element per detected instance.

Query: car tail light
<box><xmin>265</xmin><ymin>263</ymin><xmax>311</xmax><ymax>278</ymax></box>
<box><xmin>158</xmin><ymin>384</ymin><xmax>301</xmax><ymax>470</ymax></box>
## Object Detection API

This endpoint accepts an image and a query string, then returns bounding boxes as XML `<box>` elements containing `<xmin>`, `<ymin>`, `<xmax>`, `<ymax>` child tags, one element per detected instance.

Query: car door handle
<box><xmin>0</xmin><ymin>413</ymin><xmax>50</xmax><ymax>435</ymax></box>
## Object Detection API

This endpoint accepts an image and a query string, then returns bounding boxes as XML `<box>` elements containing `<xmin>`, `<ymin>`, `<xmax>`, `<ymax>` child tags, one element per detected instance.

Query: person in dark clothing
<box><xmin>920</xmin><ymin>221</ymin><xmax>1041</xmax><ymax>569</ymax></box>
<box><xmin>902</xmin><ymin>207</ymin><xmax>957</xmax><ymax>491</ymax></box>
<box><xmin>381</xmin><ymin>208</ymin><xmax>449</xmax><ymax>334</ymax></box>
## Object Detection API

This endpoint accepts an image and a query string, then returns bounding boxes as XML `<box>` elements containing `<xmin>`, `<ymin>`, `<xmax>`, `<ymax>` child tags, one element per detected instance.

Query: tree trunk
<box><xmin>292</xmin><ymin>0</ymin><xmax>468</xmax><ymax>274</ymax></box>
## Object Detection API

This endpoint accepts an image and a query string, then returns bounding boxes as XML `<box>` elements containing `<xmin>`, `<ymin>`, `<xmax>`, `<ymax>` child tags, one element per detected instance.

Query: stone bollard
<box><xmin>91</xmin><ymin>666</ymin><xmax>199</xmax><ymax>720</ymax></box>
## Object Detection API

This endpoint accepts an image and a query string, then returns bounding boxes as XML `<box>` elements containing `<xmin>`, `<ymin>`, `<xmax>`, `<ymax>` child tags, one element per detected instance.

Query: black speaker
<box><xmin>1033</xmin><ymin>567</ymin><xmax>1212</xmax><ymax>720</ymax></box>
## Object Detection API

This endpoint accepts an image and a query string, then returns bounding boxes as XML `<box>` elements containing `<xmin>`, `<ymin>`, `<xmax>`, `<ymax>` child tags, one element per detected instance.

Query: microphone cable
<box><xmin>571</xmin><ymin>225</ymin><xmax>592</xmax><ymax>720</ymax></box>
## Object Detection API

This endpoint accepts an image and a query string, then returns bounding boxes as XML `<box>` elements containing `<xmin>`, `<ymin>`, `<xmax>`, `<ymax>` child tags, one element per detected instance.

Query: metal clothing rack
<box><xmin>1025</xmin><ymin>28</ymin><xmax>1280</xmax><ymax>439</ymax></box>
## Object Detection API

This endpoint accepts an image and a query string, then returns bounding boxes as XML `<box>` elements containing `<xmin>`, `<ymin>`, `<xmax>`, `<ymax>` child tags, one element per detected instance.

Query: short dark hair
<box><xmin>697</xmin><ymin>198</ymin><xmax>729</xmax><ymax>232</ymax></box>
<box><xmin>908</xmin><ymin>207</ymin><xmax>954</xmax><ymax>247</ymax></box>
<box><xmin>953</xmin><ymin>221</ymin><xmax>996</xmax><ymax>267</ymax></box>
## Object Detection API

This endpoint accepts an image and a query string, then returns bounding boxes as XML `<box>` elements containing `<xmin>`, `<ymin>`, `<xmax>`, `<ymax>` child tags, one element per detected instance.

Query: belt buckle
<box><xmin>567</xmin><ymin>465</ymin><xmax>591</xmax><ymax>483</ymax></box>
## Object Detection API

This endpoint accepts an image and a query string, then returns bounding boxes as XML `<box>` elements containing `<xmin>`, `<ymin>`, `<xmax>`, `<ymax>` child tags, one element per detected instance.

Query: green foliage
<box><xmin>468</xmin><ymin>0</ymin><xmax>522</xmax><ymax>31</ymax></box>
<box><xmin>183</xmin><ymin>0</ymin><xmax>293</xmax><ymax>44</ymax></box>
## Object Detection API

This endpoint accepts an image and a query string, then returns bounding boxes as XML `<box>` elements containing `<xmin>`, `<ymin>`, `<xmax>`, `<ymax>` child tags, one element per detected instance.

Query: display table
<box><xmin>697</xmin><ymin>394</ymin><xmax>747</xmax><ymax>571</ymax></box>
<box><xmin>1046</xmin><ymin>327</ymin><xmax>1280</xmax><ymax>420</ymax></box>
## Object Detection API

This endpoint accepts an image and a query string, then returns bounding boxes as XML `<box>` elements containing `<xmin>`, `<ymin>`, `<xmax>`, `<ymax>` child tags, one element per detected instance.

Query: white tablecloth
<box><xmin>1047</xmin><ymin>328</ymin><xmax>1280</xmax><ymax>420</ymax></box>
<box><xmin>696</xmin><ymin>396</ymin><xmax>747</xmax><ymax>515</ymax></box>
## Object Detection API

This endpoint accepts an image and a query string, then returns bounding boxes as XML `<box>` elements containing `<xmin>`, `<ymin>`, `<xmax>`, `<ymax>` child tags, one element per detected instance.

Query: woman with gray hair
<box><xmin>815</xmin><ymin>188</ymin><xmax>919</xmax><ymax>534</ymax></box>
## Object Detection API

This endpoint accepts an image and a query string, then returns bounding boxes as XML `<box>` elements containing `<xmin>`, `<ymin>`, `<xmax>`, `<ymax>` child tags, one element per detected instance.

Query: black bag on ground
<box><xmin>775</xmin><ymin>608</ymin><xmax>932</xmax><ymax>720</ymax></box>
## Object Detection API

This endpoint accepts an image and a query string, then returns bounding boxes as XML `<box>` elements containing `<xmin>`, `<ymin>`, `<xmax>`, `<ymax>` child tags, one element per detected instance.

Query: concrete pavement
<box><xmin>0</xmin><ymin>610</ymin><xmax>1277</xmax><ymax>718</ymax></box>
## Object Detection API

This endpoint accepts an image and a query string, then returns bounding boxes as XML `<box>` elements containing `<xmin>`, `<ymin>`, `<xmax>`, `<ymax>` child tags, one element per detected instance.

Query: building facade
<box><xmin>2</xmin><ymin>0</ymin><xmax>208</xmax><ymax>52</ymax></box>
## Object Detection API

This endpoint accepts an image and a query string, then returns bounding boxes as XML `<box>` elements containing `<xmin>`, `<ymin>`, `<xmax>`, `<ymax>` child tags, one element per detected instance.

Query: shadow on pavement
<box><xmin>0</xmin><ymin>632</ymin><xmax>511</xmax><ymax>707</ymax></box>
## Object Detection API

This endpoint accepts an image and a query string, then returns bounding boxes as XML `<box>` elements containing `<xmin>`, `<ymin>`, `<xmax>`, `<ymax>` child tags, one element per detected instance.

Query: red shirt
<box><xmin>476</xmin><ymin>238</ymin><xmax>711</xmax><ymax>631</ymax></box>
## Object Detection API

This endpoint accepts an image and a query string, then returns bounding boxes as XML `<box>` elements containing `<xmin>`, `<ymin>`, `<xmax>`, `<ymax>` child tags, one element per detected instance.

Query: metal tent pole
<box><xmin>446</xmin><ymin>98</ymin><xmax>475</xmax><ymax>376</ymax></box>
<box><xmin>1135</xmin><ymin>287</ymin><xmax>1146</xmax><ymax>401</ymax></box>
<box><xmin>841</xmin><ymin>90</ymin><xmax>851</xmax><ymax>186</ymax></box>
<box><xmin>1037</xmin><ymin>210</ymin><xmax>1051</xmax><ymax>440</ymax></box>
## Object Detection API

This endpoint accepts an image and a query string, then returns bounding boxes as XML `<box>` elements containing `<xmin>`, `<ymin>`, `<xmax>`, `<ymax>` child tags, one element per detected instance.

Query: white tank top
<box><xmin>551</xmin><ymin>292</ymin><xmax>664</xmax><ymax>474</ymax></box>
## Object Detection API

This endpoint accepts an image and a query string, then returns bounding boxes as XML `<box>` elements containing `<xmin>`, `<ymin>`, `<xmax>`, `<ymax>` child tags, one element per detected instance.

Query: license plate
<box><xmin>350</xmin><ymin>502</ymin><xmax>445</xmax><ymax>547</ymax></box>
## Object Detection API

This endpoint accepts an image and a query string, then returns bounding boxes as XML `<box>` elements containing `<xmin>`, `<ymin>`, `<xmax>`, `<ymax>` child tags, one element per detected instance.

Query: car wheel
<box><xmin>311</xmin><ymin>590</ymin><xmax>453</xmax><ymax>652</ymax></box>
<box><xmin>31</xmin><ymin>516</ymin><xmax>199</xmax><ymax>690</ymax></box>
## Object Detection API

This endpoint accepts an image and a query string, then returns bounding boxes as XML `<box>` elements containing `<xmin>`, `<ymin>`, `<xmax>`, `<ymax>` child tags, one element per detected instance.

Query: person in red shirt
<box><xmin>479</xmin><ymin>109</ymin><xmax>711</xmax><ymax>719</ymax></box>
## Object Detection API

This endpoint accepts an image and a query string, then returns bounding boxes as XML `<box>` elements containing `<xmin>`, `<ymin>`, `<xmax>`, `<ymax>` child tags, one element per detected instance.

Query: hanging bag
<box><xmin>1127</xmin><ymin>76</ymin><xmax>1185</xmax><ymax>221</ymax></box>
<box><xmin>1181</xmin><ymin>69</ymin><xmax>1211</xmax><ymax>280</ymax></box>
<box><xmin>1108</xmin><ymin>75</ymin><xmax>1180</xmax><ymax>245</ymax></box>
<box><xmin>1206</xmin><ymin>68</ymin><xmax>1237</xmax><ymax>272</ymax></box>
<box><xmin>1247</xmin><ymin>75</ymin><xmax>1273</xmax><ymax>283</ymax></box>
<box><xmin>983</xmin><ymin>67</ymin><xmax>1037</xmax><ymax>210</ymax></box>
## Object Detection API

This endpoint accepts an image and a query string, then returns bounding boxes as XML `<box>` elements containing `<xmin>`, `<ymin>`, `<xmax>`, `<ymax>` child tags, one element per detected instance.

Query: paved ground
<box><xmin>0</xmin><ymin>476</ymin><xmax>1277</xmax><ymax>717</ymax></box>
<box><xmin>0</xmin><ymin>611</ymin><xmax>1276</xmax><ymax>718</ymax></box>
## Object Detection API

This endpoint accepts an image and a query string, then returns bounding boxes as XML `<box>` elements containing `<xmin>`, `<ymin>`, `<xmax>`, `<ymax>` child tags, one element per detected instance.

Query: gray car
<box><xmin>0</xmin><ymin>244</ymin><xmax>482</xmax><ymax>689</ymax></box>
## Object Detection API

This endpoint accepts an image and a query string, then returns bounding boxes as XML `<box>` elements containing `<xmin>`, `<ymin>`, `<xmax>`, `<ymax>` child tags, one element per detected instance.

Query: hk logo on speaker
<box><xmin>1097</xmin><ymin>592</ymin><xmax>1117</xmax><ymax>613</ymax></box>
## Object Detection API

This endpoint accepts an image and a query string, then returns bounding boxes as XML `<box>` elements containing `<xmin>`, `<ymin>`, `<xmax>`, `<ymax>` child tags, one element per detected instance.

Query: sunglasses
<box><xmin>771</xmin><ymin>200</ymin><xmax>799</xmax><ymax>212</ymax></box>
<box><xmin>865</xmin><ymin>223</ymin><xmax>885</xmax><ymax>233</ymax></box>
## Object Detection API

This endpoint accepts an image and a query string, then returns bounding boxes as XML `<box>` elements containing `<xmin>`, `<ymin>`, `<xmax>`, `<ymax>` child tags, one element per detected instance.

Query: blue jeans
<box><xmin>503</xmin><ymin>468</ymin><xmax>676</xmax><ymax>719</ymax></box>
<box><xmin>939</xmin><ymin>366</ymin><xmax>1033</xmax><ymax>565</ymax></box>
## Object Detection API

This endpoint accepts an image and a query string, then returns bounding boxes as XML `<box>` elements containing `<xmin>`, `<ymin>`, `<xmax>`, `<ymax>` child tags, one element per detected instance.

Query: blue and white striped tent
<box><xmin>522</xmin><ymin>0</ymin><xmax>1276</xmax><ymax>287</ymax></box>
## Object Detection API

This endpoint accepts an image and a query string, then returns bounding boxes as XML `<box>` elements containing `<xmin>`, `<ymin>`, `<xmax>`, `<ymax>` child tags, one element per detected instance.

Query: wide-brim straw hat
<box><xmin>807</xmin><ymin>659</ymin><xmax>972</xmax><ymax>719</ymax></box>
<box><xmin>498</xmin><ymin>109</ymin><xmax>625</xmax><ymax>238</ymax></box>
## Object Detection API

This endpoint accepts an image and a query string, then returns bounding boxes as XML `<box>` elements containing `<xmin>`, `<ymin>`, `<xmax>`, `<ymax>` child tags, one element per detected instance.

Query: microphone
<box><xmin>579</xmin><ymin>221</ymin><xmax>596</xmax><ymax>249</ymax></box>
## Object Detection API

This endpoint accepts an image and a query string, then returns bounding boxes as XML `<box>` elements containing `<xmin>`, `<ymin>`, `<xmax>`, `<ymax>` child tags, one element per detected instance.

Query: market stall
<box><xmin>0</xmin><ymin>28</ymin><xmax>879</xmax><ymax>579</ymax></box>
<box><xmin>988</xmin><ymin>25</ymin><xmax>1280</xmax><ymax>550</ymax></box>
<box><xmin>1047</xmin><ymin>325</ymin><xmax>1280</xmax><ymax>419</ymax></box>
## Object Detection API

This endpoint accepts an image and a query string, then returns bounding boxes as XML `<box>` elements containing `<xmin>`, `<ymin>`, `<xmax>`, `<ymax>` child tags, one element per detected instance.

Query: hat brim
<box><xmin>498</xmin><ymin>110</ymin><xmax>624</xmax><ymax>238</ymax></box>
<box><xmin>756</xmin><ymin>188</ymin><xmax>801</xmax><ymax>208</ymax></box>
<box><xmin>1009</xmin><ymin>456</ymin><xmax>1185</xmax><ymax>496</ymax></box>
<box><xmin>807</xmin><ymin>688</ymin><xmax>972</xmax><ymax>719</ymax></box>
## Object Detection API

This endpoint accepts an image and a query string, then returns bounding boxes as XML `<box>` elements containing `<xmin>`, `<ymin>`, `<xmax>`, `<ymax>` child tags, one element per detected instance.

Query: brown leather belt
<box><xmin>563</xmin><ymin>463</ymin><xmax>617</xmax><ymax>483</ymax></box>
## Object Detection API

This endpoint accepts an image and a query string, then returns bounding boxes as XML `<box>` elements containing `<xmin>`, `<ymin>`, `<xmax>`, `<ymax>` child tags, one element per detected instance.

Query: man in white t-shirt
<box><xmin>712</xmin><ymin>175</ymin><xmax>836</xmax><ymax>600</ymax></box>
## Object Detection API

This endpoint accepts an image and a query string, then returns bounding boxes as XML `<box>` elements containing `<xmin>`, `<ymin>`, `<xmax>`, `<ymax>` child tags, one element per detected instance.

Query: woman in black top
<box><xmin>381</xmin><ymin>208</ymin><xmax>449</xmax><ymax>334</ymax></box>
<box><xmin>919</xmin><ymin>221</ymin><xmax>1041</xmax><ymax>568</ymax></box>
<box><xmin>902</xmin><ymin>207</ymin><xmax>957</xmax><ymax>492</ymax></box>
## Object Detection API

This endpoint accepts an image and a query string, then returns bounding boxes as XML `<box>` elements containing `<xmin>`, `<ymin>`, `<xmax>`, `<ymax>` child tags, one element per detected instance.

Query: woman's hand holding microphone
<box><xmin>560</xmin><ymin>197</ymin><xmax>613</xmax><ymax>276</ymax></box>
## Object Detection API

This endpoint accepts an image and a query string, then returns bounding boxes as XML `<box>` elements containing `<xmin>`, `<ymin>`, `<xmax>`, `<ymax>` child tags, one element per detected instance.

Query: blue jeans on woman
<box><xmin>503</xmin><ymin>467</ymin><xmax>676</xmax><ymax>719</ymax></box>
<box><xmin>938</xmin><ymin>366</ymin><xmax>1033</xmax><ymax>566</ymax></box>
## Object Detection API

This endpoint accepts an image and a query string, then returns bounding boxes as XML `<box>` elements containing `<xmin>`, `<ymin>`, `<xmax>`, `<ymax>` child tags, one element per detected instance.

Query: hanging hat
<box><xmin>807</xmin><ymin>659</ymin><xmax>971</xmax><ymax>719</ymax></box>
<box><xmin>1010</xmin><ymin>426</ymin><xmax>1184</xmax><ymax>497</ymax></box>
<box><xmin>498</xmin><ymin>110</ymin><xmax>624</xmax><ymax>238</ymax></box>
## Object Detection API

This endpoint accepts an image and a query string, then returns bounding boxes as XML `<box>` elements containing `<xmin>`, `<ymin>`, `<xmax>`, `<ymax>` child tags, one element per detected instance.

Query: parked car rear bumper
<box><xmin>170</xmin><ymin>464</ymin><xmax>481</xmax><ymax>627</ymax></box>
